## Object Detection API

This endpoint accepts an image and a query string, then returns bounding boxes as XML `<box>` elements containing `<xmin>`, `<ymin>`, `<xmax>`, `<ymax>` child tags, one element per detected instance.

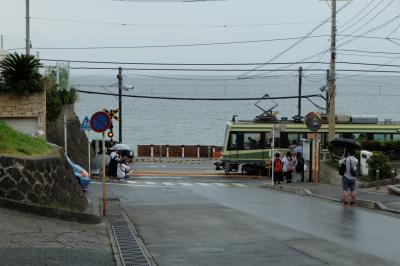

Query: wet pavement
<box><xmin>91</xmin><ymin>175</ymin><xmax>400</xmax><ymax>266</ymax></box>
<box><xmin>267</xmin><ymin>181</ymin><xmax>400</xmax><ymax>212</ymax></box>
<box><xmin>0</xmin><ymin>206</ymin><xmax>114</xmax><ymax>266</ymax></box>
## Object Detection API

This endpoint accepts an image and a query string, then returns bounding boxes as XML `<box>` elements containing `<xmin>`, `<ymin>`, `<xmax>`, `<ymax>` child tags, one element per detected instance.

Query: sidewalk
<box><xmin>264</xmin><ymin>181</ymin><xmax>400</xmax><ymax>214</ymax></box>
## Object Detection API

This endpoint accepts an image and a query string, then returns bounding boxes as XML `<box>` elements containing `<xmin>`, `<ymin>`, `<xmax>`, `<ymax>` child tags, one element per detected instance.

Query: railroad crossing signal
<box><xmin>103</xmin><ymin>108</ymin><xmax>119</xmax><ymax>121</ymax></box>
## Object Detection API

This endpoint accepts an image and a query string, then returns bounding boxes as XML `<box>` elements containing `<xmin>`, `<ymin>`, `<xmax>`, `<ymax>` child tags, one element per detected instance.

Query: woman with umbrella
<box><xmin>331</xmin><ymin>138</ymin><xmax>360</xmax><ymax>207</ymax></box>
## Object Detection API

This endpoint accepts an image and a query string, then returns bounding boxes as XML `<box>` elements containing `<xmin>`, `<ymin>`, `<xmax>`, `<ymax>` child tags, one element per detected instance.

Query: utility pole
<box><xmin>326</xmin><ymin>69</ymin><xmax>329</xmax><ymax>113</ymax></box>
<box><xmin>298</xmin><ymin>66</ymin><xmax>303</xmax><ymax>118</ymax></box>
<box><xmin>117</xmin><ymin>67</ymin><xmax>123</xmax><ymax>144</ymax></box>
<box><xmin>25</xmin><ymin>0</ymin><xmax>30</xmax><ymax>55</ymax></box>
<box><xmin>0</xmin><ymin>34</ymin><xmax>3</xmax><ymax>50</ymax></box>
<box><xmin>328</xmin><ymin>0</ymin><xmax>337</xmax><ymax>141</ymax></box>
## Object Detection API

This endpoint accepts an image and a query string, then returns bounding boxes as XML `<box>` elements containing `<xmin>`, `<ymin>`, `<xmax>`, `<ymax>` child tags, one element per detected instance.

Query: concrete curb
<box><xmin>262</xmin><ymin>184</ymin><xmax>400</xmax><ymax>215</ymax></box>
<box><xmin>0</xmin><ymin>197</ymin><xmax>102</xmax><ymax>224</ymax></box>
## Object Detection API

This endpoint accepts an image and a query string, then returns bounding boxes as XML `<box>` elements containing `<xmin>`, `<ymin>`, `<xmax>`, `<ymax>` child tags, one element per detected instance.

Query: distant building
<box><xmin>0</xmin><ymin>49</ymin><xmax>8</xmax><ymax>61</ymax></box>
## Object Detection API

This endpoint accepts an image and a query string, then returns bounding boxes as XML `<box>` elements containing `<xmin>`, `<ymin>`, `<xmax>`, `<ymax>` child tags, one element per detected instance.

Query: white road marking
<box><xmin>145</xmin><ymin>181</ymin><xmax>156</xmax><ymax>185</ymax></box>
<box><xmin>126</xmin><ymin>180</ymin><xmax>137</xmax><ymax>184</ymax></box>
<box><xmin>197</xmin><ymin>183</ymin><xmax>212</xmax><ymax>187</ymax></box>
<box><xmin>163</xmin><ymin>182</ymin><xmax>174</xmax><ymax>186</ymax></box>
<box><xmin>214</xmin><ymin>183</ymin><xmax>230</xmax><ymax>187</ymax></box>
<box><xmin>232</xmin><ymin>183</ymin><xmax>248</xmax><ymax>188</ymax></box>
<box><xmin>180</xmin><ymin>183</ymin><xmax>193</xmax><ymax>187</ymax></box>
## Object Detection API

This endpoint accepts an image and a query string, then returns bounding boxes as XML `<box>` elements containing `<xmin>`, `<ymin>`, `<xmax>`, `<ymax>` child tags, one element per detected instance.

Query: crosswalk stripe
<box><xmin>232</xmin><ymin>183</ymin><xmax>248</xmax><ymax>188</ymax></box>
<box><xmin>180</xmin><ymin>183</ymin><xmax>193</xmax><ymax>187</ymax></box>
<box><xmin>126</xmin><ymin>180</ymin><xmax>137</xmax><ymax>184</ymax></box>
<box><xmin>197</xmin><ymin>182</ymin><xmax>211</xmax><ymax>187</ymax></box>
<box><xmin>214</xmin><ymin>183</ymin><xmax>230</xmax><ymax>187</ymax></box>
<box><xmin>163</xmin><ymin>182</ymin><xmax>174</xmax><ymax>186</ymax></box>
<box><xmin>145</xmin><ymin>181</ymin><xmax>156</xmax><ymax>185</ymax></box>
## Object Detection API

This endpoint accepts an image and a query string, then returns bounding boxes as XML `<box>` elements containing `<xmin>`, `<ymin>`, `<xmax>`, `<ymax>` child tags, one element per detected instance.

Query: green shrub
<box><xmin>0</xmin><ymin>53</ymin><xmax>43</xmax><ymax>95</ymax></box>
<box><xmin>366</xmin><ymin>151</ymin><xmax>391</xmax><ymax>179</ymax></box>
<box><xmin>44</xmin><ymin>68</ymin><xmax>77</xmax><ymax>121</ymax></box>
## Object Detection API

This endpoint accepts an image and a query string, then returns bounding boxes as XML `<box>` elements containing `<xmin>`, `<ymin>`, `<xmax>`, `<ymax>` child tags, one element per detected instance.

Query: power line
<box><xmin>42</xmin><ymin>59</ymin><xmax>400</xmax><ymax>68</ymax></box>
<box><xmin>338</xmin><ymin>0</ymin><xmax>385</xmax><ymax>34</ymax></box>
<box><xmin>338</xmin><ymin>49</ymin><xmax>400</xmax><ymax>55</ymax></box>
<box><xmin>239</xmin><ymin>0</ymin><xmax>354</xmax><ymax>78</ymax></box>
<box><xmin>338</xmin><ymin>0</ymin><xmax>375</xmax><ymax>30</ymax></box>
<box><xmin>31</xmin><ymin>16</ymin><xmax>321</xmax><ymax>28</ymax></box>
<box><xmin>8</xmin><ymin>35</ymin><xmax>400</xmax><ymax>52</ymax></box>
<box><xmin>41</xmin><ymin>58</ymin><xmax>327</xmax><ymax>66</ymax></box>
<box><xmin>25</xmin><ymin>35</ymin><xmax>330</xmax><ymax>50</ymax></box>
<box><xmin>77</xmin><ymin>89</ymin><xmax>325</xmax><ymax>101</ymax></box>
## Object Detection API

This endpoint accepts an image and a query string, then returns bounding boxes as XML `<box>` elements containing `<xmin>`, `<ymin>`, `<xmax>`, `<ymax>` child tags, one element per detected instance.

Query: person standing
<box><xmin>273</xmin><ymin>153</ymin><xmax>283</xmax><ymax>185</ymax></box>
<box><xmin>108</xmin><ymin>150</ymin><xmax>119</xmax><ymax>178</ymax></box>
<box><xmin>282</xmin><ymin>151</ymin><xmax>294</xmax><ymax>183</ymax></box>
<box><xmin>293</xmin><ymin>152</ymin><xmax>304</xmax><ymax>182</ymax></box>
<box><xmin>339</xmin><ymin>149</ymin><xmax>358</xmax><ymax>207</ymax></box>
<box><xmin>117</xmin><ymin>159</ymin><xmax>131</xmax><ymax>182</ymax></box>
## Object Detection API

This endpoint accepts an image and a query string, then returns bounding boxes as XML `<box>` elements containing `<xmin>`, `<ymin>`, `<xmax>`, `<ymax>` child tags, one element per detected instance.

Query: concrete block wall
<box><xmin>0</xmin><ymin>91</ymin><xmax>46</xmax><ymax>135</ymax></box>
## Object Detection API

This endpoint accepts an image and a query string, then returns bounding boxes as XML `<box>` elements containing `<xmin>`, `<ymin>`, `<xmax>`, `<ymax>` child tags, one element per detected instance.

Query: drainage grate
<box><xmin>112</xmin><ymin>222</ymin><xmax>150</xmax><ymax>266</ymax></box>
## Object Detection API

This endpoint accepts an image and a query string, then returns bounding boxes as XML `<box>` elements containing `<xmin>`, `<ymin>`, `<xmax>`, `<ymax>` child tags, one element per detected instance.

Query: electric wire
<box><xmin>30</xmin><ymin>16</ymin><xmax>321</xmax><ymax>28</ymax></box>
<box><xmin>239</xmin><ymin>0</ymin><xmax>354</xmax><ymax>78</ymax></box>
<box><xmin>76</xmin><ymin>90</ymin><xmax>325</xmax><ymax>101</ymax></box>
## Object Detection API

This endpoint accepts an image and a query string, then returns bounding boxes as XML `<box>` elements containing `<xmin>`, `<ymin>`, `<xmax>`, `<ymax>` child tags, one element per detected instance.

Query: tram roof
<box><xmin>227</xmin><ymin>121</ymin><xmax>400</xmax><ymax>133</ymax></box>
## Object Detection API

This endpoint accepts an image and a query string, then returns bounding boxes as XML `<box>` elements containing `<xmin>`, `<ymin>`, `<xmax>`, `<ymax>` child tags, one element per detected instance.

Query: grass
<box><xmin>0</xmin><ymin>120</ymin><xmax>51</xmax><ymax>156</ymax></box>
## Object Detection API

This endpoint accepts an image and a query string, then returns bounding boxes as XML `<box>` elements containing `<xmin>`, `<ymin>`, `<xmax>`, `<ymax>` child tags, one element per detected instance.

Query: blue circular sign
<box><xmin>90</xmin><ymin>111</ymin><xmax>111</xmax><ymax>133</ymax></box>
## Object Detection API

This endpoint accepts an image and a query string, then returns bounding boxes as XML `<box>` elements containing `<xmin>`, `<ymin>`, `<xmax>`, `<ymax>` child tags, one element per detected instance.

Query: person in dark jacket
<box><xmin>108</xmin><ymin>151</ymin><xmax>120</xmax><ymax>178</ymax></box>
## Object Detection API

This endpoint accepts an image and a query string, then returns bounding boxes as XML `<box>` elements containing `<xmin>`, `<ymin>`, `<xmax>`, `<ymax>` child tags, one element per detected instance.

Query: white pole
<box><xmin>64</xmin><ymin>113</ymin><xmax>67</xmax><ymax>155</ymax></box>
<box><xmin>87</xmin><ymin>130</ymin><xmax>91</xmax><ymax>178</ymax></box>
<box><xmin>271</xmin><ymin>127</ymin><xmax>275</xmax><ymax>185</ymax></box>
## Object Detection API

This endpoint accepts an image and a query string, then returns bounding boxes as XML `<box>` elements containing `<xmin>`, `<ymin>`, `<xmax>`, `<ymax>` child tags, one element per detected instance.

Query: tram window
<box><xmin>393</xmin><ymin>134</ymin><xmax>400</xmax><ymax>141</ymax></box>
<box><xmin>280</xmin><ymin>132</ymin><xmax>289</xmax><ymax>148</ymax></box>
<box><xmin>244</xmin><ymin>133</ymin><xmax>263</xmax><ymax>150</ymax></box>
<box><xmin>228</xmin><ymin>133</ymin><xmax>238</xmax><ymax>150</ymax></box>
<box><xmin>373</xmin><ymin>134</ymin><xmax>385</xmax><ymax>141</ymax></box>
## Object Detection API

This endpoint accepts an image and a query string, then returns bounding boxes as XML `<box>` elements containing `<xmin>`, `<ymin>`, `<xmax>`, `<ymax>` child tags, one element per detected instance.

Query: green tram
<box><xmin>221</xmin><ymin>117</ymin><xmax>400</xmax><ymax>174</ymax></box>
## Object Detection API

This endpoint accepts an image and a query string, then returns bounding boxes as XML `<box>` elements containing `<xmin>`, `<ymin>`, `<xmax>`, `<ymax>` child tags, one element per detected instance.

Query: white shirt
<box><xmin>339</xmin><ymin>156</ymin><xmax>358</xmax><ymax>180</ymax></box>
<box><xmin>117</xmin><ymin>163</ymin><xmax>130</xmax><ymax>178</ymax></box>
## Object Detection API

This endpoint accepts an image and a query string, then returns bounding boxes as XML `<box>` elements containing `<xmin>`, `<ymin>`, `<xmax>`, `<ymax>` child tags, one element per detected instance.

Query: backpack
<box><xmin>274</xmin><ymin>158</ymin><xmax>282</xmax><ymax>172</ymax></box>
<box><xmin>287</xmin><ymin>158</ymin><xmax>294</xmax><ymax>172</ymax></box>
<box><xmin>295</xmin><ymin>158</ymin><xmax>303</xmax><ymax>173</ymax></box>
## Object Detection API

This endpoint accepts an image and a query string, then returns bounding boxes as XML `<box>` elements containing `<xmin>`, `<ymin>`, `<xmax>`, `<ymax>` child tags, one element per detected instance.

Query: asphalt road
<box><xmin>92</xmin><ymin>176</ymin><xmax>400</xmax><ymax>266</ymax></box>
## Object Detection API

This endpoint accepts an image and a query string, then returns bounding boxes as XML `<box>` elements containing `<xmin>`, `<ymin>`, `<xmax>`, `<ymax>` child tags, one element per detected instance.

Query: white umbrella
<box><xmin>111</xmin><ymin>144</ymin><xmax>132</xmax><ymax>151</ymax></box>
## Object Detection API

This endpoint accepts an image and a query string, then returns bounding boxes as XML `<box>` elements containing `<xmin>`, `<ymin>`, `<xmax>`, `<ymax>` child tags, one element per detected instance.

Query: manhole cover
<box><xmin>187</xmin><ymin>248</ymin><xmax>225</xmax><ymax>254</ymax></box>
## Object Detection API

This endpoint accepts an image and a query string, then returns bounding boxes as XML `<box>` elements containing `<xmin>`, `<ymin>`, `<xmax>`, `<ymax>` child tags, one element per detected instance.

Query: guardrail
<box><xmin>137</xmin><ymin>144</ymin><xmax>222</xmax><ymax>159</ymax></box>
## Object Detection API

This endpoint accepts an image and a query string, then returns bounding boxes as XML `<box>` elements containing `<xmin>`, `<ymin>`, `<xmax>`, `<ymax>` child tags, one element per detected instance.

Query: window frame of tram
<box><xmin>228</xmin><ymin>132</ymin><xmax>273</xmax><ymax>151</ymax></box>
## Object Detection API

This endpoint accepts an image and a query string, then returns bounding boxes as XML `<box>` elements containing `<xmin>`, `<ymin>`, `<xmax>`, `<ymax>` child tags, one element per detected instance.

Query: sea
<box><xmin>72</xmin><ymin>74</ymin><xmax>400</xmax><ymax>152</ymax></box>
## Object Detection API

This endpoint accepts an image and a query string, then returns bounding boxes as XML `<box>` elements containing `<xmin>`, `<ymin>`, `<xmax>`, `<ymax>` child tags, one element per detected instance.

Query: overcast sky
<box><xmin>1</xmin><ymin>0</ymin><xmax>400</xmax><ymax>77</ymax></box>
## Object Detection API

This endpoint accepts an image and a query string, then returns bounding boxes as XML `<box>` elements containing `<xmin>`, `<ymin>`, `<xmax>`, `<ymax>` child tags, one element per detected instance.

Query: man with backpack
<box><xmin>273</xmin><ymin>153</ymin><xmax>283</xmax><ymax>185</ymax></box>
<box><xmin>339</xmin><ymin>149</ymin><xmax>359</xmax><ymax>207</ymax></box>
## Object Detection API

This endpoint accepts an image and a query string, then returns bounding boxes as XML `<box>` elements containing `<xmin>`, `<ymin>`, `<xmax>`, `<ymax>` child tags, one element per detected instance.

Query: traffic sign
<box><xmin>90</xmin><ymin>111</ymin><xmax>111</xmax><ymax>133</ymax></box>
<box><xmin>305</xmin><ymin>112</ymin><xmax>322</xmax><ymax>132</ymax></box>
<box><xmin>80</xmin><ymin>116</ymin><xmax>91</xmax><ymax>131</ymax></box>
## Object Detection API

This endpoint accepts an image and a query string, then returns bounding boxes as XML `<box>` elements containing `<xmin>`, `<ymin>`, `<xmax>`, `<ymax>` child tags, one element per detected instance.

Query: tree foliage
<box><xmin>366</xmin><ymin>151</ymin><xmax>391</xmax><ymax>179</ymax></box>
<box><xmin>44</xmin><ymin>68</ymin><xmax>77</xmax><ymax>121</ymax></box>
<box><xmin>0</xmin><ymin>53</ymin><xmax>43</xmax><ymax>94</ymax></box>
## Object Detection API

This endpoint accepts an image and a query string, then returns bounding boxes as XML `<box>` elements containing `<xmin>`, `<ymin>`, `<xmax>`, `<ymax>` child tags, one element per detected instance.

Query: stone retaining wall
<box><xmin>47</xmin><ymin>104</ymin><xmax>93</xmax><ymax>170</ymax></box>
<box><xmin>0</xmin><ymin>152</ymin><xmax>87</xmax><ymax>212</ymax></box>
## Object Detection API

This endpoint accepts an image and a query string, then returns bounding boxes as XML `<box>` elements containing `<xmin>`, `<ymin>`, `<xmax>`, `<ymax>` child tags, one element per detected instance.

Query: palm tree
<box><xmin>0</xmin><ymin>52</ymin><xmax>43</xmax><ymax>95</ymax></box>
